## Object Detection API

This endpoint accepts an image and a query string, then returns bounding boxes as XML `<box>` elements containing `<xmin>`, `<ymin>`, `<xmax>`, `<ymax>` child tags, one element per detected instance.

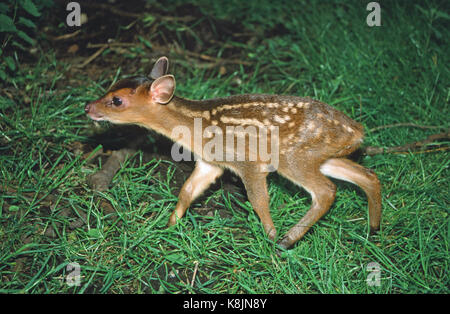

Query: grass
<box><xmin>0</xmin><ymin>0</ymin><xmax>449</xmax><ymax>293</ymax></box>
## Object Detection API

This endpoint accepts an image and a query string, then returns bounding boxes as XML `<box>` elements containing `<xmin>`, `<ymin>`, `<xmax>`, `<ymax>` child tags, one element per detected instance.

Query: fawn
<box><xmin>85</xmin><ymin>57</ymin><xmax>381</xmax><ymax>249</ymax></box>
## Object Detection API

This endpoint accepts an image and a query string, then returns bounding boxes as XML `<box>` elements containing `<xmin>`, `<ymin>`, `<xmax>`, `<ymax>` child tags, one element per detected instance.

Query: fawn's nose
<box><xmin>84</xmin><ymin>103</ymin><xmax>91</xmax><ymax>113</ymax></box>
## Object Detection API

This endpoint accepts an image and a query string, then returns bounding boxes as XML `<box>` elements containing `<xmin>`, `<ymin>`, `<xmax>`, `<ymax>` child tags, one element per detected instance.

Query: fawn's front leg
<box><xmin>168</xmin><ymin>160</ymin><xmax>223</xmax><ymax>226</ymax></box>
<box><xmin>239</xmin><ymin>168</ymin><xmax>277</xmax><ymax>240</ymax></box>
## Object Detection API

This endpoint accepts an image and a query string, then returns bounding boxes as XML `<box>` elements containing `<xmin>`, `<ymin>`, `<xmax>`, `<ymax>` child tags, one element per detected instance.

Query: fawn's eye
<box><xmin>112</xmin><ymin>96</ymin><xmax>122</xmax><ymax>106</ymax></box>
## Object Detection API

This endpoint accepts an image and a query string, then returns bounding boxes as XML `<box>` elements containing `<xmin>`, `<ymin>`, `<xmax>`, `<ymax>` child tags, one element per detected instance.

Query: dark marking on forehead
<box><xmin>108</xmin><ymin>76</ymin><xmax>150</xmax><ymax>93</ymax></box>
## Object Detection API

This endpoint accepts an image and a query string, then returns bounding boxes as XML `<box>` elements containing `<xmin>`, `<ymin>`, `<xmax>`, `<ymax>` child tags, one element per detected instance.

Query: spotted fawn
<box><xmin>85</xmin><ymin>57</ymin><xmax>381</xmax><ymax>249</ymax></box>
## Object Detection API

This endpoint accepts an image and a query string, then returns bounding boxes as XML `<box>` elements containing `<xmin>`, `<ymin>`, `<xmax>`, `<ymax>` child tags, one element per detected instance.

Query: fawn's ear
<box><xmin>150</xmin><ymin>56</ymin><xmax>169</xmax><ymax>79</ymax></box>
<box><xmin>150</xmin><ymin>75</ymin><xmax>175</xmax><ymax>104</ymax></box>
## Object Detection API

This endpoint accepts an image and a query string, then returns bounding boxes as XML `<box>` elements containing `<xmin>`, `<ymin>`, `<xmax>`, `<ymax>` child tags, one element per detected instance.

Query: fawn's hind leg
<box><xmin>278</xmin><ymin>164</ymin><xmax>337</xmax><ymax>249</ymax></box>
<box><xmin>319</xmin><ymin>158</ymin><xmax>382</xmax><ymax>232</ymax></box>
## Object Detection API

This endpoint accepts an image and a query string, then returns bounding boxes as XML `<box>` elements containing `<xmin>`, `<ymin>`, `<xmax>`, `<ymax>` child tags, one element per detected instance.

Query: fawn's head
<box><xmin>84</xmin><ymin>56</ymin><xmax>176</xmax><ymax>124</ymax></box>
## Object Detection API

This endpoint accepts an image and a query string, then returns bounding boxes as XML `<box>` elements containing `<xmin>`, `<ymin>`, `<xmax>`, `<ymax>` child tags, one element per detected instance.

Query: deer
<box><xmin>84</xmin><ymin>57</ymin><xmax>381</xmax><ymax>249</ymax></box>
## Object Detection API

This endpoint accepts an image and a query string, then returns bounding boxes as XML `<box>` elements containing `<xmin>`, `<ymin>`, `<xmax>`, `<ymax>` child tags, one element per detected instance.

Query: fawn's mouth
<box><xmin>84</xmin><ymin>103</ymin><xmax>107</xmax><ymax>121</ymax></box>
<box><xmin>87</xmin><ymin>112</ymin><xmax>105</xmax><ymax>121</ymax></box>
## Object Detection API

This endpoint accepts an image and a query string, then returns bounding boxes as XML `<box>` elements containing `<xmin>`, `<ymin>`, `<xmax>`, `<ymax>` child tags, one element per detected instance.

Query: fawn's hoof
<box><xmin>275</xmin><ymin>239</ymin><xmax>291</xmax><ymax>257</ymax></box>
<box><xmin>265</xmin><ymin>226</ymin><xmax>277</xmax><ymax>241</ymax></box>
<box><xmin>370</xmin><ymin>226</ymin><xmax>380</xmax><ymax>235</ymax></box>
<box><xmin>277</xmin><ymin>236</ymin><xmax>292</xmax><ymax>250</ymax></box>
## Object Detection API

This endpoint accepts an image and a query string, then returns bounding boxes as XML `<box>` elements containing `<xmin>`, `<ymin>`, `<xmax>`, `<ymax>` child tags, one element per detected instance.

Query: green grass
<box><xmin>1</xmin><ymin>0</ymin><xmax>449</xmax><ymax>293</ymax></box>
